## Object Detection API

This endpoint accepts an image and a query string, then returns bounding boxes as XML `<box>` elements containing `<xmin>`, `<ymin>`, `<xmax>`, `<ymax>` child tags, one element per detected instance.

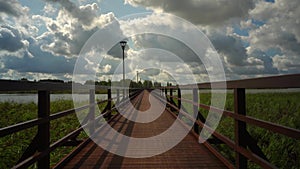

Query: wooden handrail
<box><xmin>170</xmin><ymin>95</ymin><xmax>300</xmax><ymax>139</ymax></box>
<box><xmin>161</xmin><ymin>74</ymin><xmax>300</xmax><ymax>168</ymax></box>
<box><xmin>0</xmin><ymin>79</ymin><xmax>142</xmax><ymax>91</ymax></box>
<box><xmin>0</xmin><ymin>86</ymin><xmax>142</xmax><ymax>169</ymax></box>
<box><xmin>1</xmin><ymin>74</ymin><xmax>299</xmax><ymax>169</ymax></box>
<box><xmin>164</xmin><ymin>73</ymin><xmax>300</xmax><ymax>89</ymax></box>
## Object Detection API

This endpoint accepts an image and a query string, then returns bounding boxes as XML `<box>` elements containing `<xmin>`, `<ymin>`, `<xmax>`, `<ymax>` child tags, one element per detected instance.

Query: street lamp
<box><xmin>120</xmin><ymin>40</ymin><xmax>127</xmax><ymax>97</ymax></box>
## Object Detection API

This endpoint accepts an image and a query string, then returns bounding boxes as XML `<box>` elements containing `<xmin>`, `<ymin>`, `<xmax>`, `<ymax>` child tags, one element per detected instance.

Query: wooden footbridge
<box><xmin>0</xmin><ymin>74</ymin><xmax>300</xmax><ymax>169</ymax></box>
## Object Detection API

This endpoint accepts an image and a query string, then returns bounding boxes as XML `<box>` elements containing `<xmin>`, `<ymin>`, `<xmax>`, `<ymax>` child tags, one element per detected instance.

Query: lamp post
<box><xmin>120</xmin><ymin>41</ymin><xmax>127</xmax><ymax>98</ymax></box>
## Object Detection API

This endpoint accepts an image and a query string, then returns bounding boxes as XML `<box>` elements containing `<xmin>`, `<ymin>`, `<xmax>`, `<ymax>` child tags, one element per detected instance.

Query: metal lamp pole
<box><xmin>120</xmin><ymin>41</ymin><xmax>127</xmax><ymax>98</ymax></box>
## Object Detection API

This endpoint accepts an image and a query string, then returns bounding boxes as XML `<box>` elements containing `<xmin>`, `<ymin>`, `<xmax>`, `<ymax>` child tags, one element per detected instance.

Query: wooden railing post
<box><xmin>129</xmin><ymin>88</ymin><xmax>131</xmax><ymax>98</ymax></box>
<box><xmin>234</xmin><ymin>88</ymin><xmax>247</xmax><ymax>169</ymax></box>
<box><xmin>89</xmin><ymin>89</ymin><xmax>95</xmax><ymax>134</ymax></box>
<box><xmin>177</xmin><ymin>88</ymin><xmax>181</xmax><ymax>110</ymax></box>
<box><xmin>177</xmin><ymin>88</ymin><xmax>182</xmax><ymax>118</ymax></box>
<box><xmin>107</xmin><ymin>89</ymin><xmax>112</xmax><ymax>120</ymax></box>
<box><xmin>116</xmin><ymin>89</ymin><xmax>120</xmax><ymax>104</ymax></box>
<box><xmin>193</xmin><ymin>88</ymin><xmax>199</xmax><ymax>134</ymax></box>
<box><xmin>170</xmin><ymin>88</ymin><xmax>174</xmax><ymax>111</ymax></box>
<box><xmin>165</xmin><ymin>88</ymin><xmax>167</xmax><ymax>99</ymax></box>
<box><xmin>37</xmin><ymin>90</ymin><xmax>50</xmax><ymax>169</ymax></box>
<box><xmin>170</xmin><ymin>88</ymin><xmax>173</xmax><ymax>105</ymax></box>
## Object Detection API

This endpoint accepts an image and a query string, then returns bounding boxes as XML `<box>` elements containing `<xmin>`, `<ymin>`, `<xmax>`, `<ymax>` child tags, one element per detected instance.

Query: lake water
<box><xmin>0</xmin><ymin>89</ymin><xmax>299</xmax><ymax>103</ymax></box>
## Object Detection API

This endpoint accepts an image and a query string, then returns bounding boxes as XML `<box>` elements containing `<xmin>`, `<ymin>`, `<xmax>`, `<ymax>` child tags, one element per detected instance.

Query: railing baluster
<box><xmin>170</xmin><ymin>89</ymin><xmax>174</xmax><ymax>112</ymax></box>
<box><xmin>37</xmin><ymin>90</ymin><xmax>50</xmax><ymax>169</ymax></box>
<box><xmin>177</xmin><ymin>88</ymin><xmax>182</xmax><ymax>118</ymax></box>
<box><xmin>89</xmin><ymin>89</ymin><xmax>95</xmax><ymax>134</ymax></box>
<box><xmin>165</xmin><ymin>87</ymin><xmax>167</xmax><ymax>100</ymax></box>
<box><xmin>177</xmin><ymin>88</ymin><xmax>181</xmax><ymax>110</ymax></box>
<box><xmin>107</xmin><ymin>89</ymin><xmax>112</xmax><ymax>120</ymax></box>
<box><xmin>234</xmin><ymin>88</ymin><xmax>247</xmax><ymax>169</ymax></box>
<box><xmin>193</xmin><ymin>88</ymin><xmax>199</xmax><ymax>134</ymax></box>
<box><xmin>117</xmin><ymin>89</ymin><xmax>120</xmax><ymax>104</ymax></box>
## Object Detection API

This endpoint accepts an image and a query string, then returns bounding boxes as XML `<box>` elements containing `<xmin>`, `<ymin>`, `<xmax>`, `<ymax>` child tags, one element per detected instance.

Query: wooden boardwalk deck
<box><xmin>57</xmin><ymin>90</ymin><xmax>227</xmax><ymax>168</ymax></box>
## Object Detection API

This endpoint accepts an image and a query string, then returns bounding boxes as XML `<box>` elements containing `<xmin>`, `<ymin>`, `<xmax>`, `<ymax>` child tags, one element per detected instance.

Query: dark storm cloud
<box><xmin>0</xmin><ymin>0</ymin><xmax>22</xmax><ymax>17</ymax></box>
<box><xmin>2</xmin><ymin>39</ymin><xmax>76</xmax><ymax>74</ymax></box>
<box><xmin>0</xmin><ymin>25</ymin><xmax>25</xmax><ymax>52</ymax></box>
<box><xmin>126</xmin><ymin>0</ymin><xmax>254</xmax><ymax>25</ymax></box>
<box><xmin>108</xmin><ymin>34</ymin><xmax>202</xmax><ymax>63</ymax></box>
<box><xmin>210</xmin><ymin>33</ymin><xmax>247</xmax><ymax>66</ymax></box>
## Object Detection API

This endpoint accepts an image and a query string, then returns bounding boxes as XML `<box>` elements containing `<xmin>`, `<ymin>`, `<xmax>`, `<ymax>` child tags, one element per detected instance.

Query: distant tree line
<box><xmin>85</xmin><ymin>79</ymin><xmax>162</xmax><ymax>88</ymax></box>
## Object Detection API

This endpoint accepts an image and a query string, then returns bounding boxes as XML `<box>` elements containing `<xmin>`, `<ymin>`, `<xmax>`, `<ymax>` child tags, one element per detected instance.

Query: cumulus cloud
<box><xmin>1</xmin><ymin>0</ymin><xmax>299</xmax><ymax>81</ymax></box>
<box><xmin>1</xmin><ymin>37</ymin><xmax>76</xmax><ymax>75</ymax></box>
<box><xmin>209</xmin><ymin>31</ymin><xmax>247</xmax><ymax>66</ymax></box>
<box><xmin>0</xmin><ymin>25</ymin><xmax>27</xmax><ymax>52</ymax></box>
<box><xmin>35</xmin><ymin>1</ymin><xmax>116</xmax><ymax>57</ymax></box>
<box><xmin>121</xmin><ymin>0</ymin><xmax>299</xmax><ymax>77</ymax></box>
<box><xmin>272</xmin><ymin>55</ymin><xmax>300</xmax><ymax>73</ymax></box>
<box><xmin>125</xmin><ymin>0</ymin><xmax>254</xmax><ymax>25</ymax></box>
<box><xmin>43</xmin><ymin>3</ymin><xmax>57</xmax><ymax>15</ymax></box>
<box><xmin>0</xmin><ymin>69</ymin><xmax>67</xmax><ymax>81</ymax></box>
<box><xmin>45</xmin><ymin>0</ymin><xmax>115</xmax><ymax>30</ymax></box>
<box><xmin>45</xmin><ymin>0</ymin><xmax>97</xmax><ymax>25</ymax></box>
<box><xmin>0</xmin><ymin>0</ymin><xmax>24</xmax><ymax>18</ymax></box>
<box><xmin>247</xmin><ymin>0</ymin><xmax>300</xmax><ymax>73</ymax></box>
<box><xmin>136</xmin><ymin>34</ymin><xmax>201</xmax><ymax>63</ymax></box>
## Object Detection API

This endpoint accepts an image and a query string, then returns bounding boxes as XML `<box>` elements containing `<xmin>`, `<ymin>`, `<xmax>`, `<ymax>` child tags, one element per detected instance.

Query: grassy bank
<box><xmin>1</xmin><ymin>92</ymin><xmax>299</xmax><ymax>168</ymax></box>
<box><xmin>175</xmin><ymin>92</ymin><xmax>300</xmax><ymax>169</ymax></box>
<box><xmin>0</xmin><ymin>99</ymin><xmax>107</xmax><ymax>169</ymax></box>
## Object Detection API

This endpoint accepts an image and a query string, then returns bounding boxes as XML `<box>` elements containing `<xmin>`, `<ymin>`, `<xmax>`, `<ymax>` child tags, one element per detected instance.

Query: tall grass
<box><xmin>0</xmin><ymin>99</ymin><xmax>106</xmax><ymax>169</ymax></box>
<box><xmin>1</xmin><ymin>92</ymin><xmax>299</xmax><ymax>168</ymax></box>
<box><xmin>174</xmin><ymin>92</ymin><xmax>300</xmax><ymax>169</ymax></box>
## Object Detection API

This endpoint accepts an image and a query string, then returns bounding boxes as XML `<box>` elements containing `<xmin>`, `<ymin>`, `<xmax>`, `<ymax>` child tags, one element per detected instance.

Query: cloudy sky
<box><xmin>0</xmin><ymin>0</ymin><xmax>299</xmax><ymax>84</ymax></box>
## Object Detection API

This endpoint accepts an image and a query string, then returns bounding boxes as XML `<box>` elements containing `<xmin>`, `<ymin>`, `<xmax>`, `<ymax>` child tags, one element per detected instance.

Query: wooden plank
<box><xmin>60</xmin><ymin>90</ymin><xmax>227</xmax><ymax>168</ymax></box>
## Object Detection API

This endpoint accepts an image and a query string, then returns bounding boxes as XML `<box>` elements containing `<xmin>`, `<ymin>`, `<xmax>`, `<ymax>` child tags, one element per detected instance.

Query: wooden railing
<box><xmin>0</xmin><ymin>81</ymin><xmax>142</xmax><ymax>169</ymax></box>
<box><xmin>1</xmin><ymin>74</ymin><xmax>299</xmax><ymax>169</ymax></box>
<box><xmin>160</xmin><ymin>74</ymin><xmax>300</xmax><ymax>169</ymax></box>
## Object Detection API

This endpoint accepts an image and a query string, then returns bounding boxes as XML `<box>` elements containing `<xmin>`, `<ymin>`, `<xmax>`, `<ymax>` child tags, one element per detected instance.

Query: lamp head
<box><xmin>120</xmin><ymin>41</ymin><xmax>127</xmax><ymax>50</ymax></box>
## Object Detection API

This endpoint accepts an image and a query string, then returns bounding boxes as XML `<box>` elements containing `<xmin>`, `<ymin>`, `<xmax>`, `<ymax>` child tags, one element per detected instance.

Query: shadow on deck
<box><xmin>56</xmin><ymin>90</ymin><xmax>227</xmax><ymax>169</ymax></box>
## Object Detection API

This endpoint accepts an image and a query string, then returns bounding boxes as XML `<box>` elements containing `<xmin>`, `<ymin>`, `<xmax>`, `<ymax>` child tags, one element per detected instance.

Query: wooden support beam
<box><xmin>245</xmin><ymin>131</ymin><xmax>269</xmax><ymax>161</ymax></box>
<box><xmin>17</xmin><ymin>134</ymin><xmax>38</xmax><ymax>164</ymax></box>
